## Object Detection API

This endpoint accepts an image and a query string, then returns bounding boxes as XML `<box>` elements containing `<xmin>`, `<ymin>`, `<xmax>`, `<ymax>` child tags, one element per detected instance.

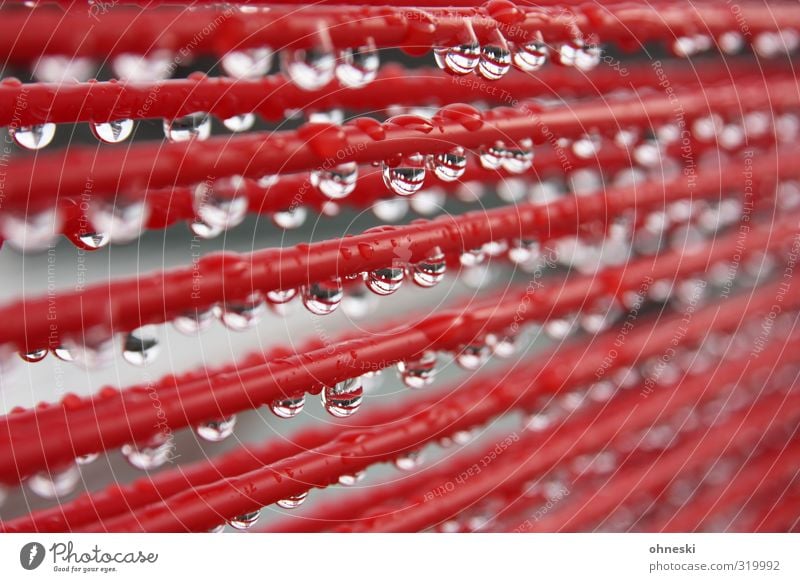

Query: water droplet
<box><xmin>302</xmin><ymin>278</ymin><xmax>343</xmax><ymax>315</ymax></box>
<box><xmin>272</xmin><ymin>207</ymin><xmax>307</xmax><ymax>229</ymax></box>
<box><xmin>513</xmin><ymin>40</ymin><xmax>548</xmax><ymax>71</ymax></box>
<box><xmin>281</xmin><ymin>45</ymin><xmax>335</xmax><ymax>90</ymax></box>
<box><xmin>173</xmin><ymin>307</ymin><xmax>215</xmax><ymax>335</ymax></box>
<box><xmin>434</xmin><ymin>43</ymin><xmax>480</xmax><ymax>75</ymax></box>
<box><xmin>121</xmin><ymin>436</ymin><xmax>172</xmax><ymax>470</ymax></box>
<box><xmin>544</xmin><ymin>316</ymin><xmax>576</xmax><ymax>339</ymax></box>
<box><xmin>501</xmin><ymin>138</ymin><xmax>534</xmax><ymax>173</ymax></box>
<box><xmin>429</xmin><ymin>147</ymin><xmax>467</xmax><ymax>182</ymax></box>
<box><xmin>410</xmin><ymin>188</ymin><xmax>445</xmax><ymax>216</ymax></box>
<box><xmin>222</xmin><ymin>113</ymin><xmax>256</xmax><ymax>133</ymax></box>
<box><xmin>195</xmin><ymin>415</ymin><xmax>236</xmax><ymax>442</ymax></box>
<box><xmin>228</xmin><ymin>510</ymin><xmax>261</xmax><ymax>529</ymax></box>
<box><xmin>122</xmin><ymin>325</ymin><xmax>161</xmax><ymax>366</ymax></box>
<box><xmin>53</xmin><ymin>346</ymin><xmax>74</xmax><ymax>362</ymax></box>
<box><xmin>9</xmin><ymin>123</ymin><xmax>56</xmax><ymax>150</ymax></box>
<box><xmin>28</xmin><ymin>465</ymin><xmax>80</xmax><ymax>499</ymax></box>
<box><xmin>479</xmin><ymin>142</ymin><xmax>507</xmax><ymax>170</ymax></box>
<box><xmin>163</xmin><ymin>112</ymin><xmax>211</xmax><ymax>142</ymax></box>
<box><xmin>192</xmin><ymin>176</ymin><xmax>248</xmax><ymax>236</ymax></box>
<box><xmin>91</xmin><ymin>118</ymin><xmax>134</xmax><ymax>144</ymax></box>
<box><xmin>455</xmin><ymin>343</ymin><xmax>490</xmax><ymax>370</ymax></box>
<box><xmin>113</xmin><ymin>51</ymin><xmax>171</xmax><ymax>82</ymax></box>
<box><xmin>311</xmin><ymin>162</ymin><xmax>358</xmax><ymax>199</ymax></box>
<box><xmin>77</xmin><ymin>231</ymin><xmax>110</xmax><ymax>250</ymax></box>
<box><xmin>508</xmin><ymin>238</ymin><xmax>540</xmax><ymax>264</ymax></box>
<box><xmin>220</xmin><ymin>292</ymin><xmax>267</xmax><ymax>331</ymax></box>
<box><xmin>560</xmin><ymin>38</ymin><xmax>601</xmax><ymax>70</ymax></box>
<box><xmin>459</xmin><ymin>248</ymin><xmax>486</xmax><ymax>268</ymax></box>
<box><xmin>75</xmin><ymin>452</ymin><xmax>99</xmax><ymax>465</ymax></box>
<box><xmin>487</xmin><ymin>334</ymin><xmax>516</xmax><ymax>358</ymax></box>
<box><xmin>412</xmin><ymin>247</ymin><xmax>446</xmax><ymax>287</ymax></box>
<box><xmin>382</xmin><ymin>153</ymin><xmax>426</xmax><ymax>196</ymax></box>
<box><xmin>321</xmin><ymin>377</ymin><xmax>363</xmax><ymax>417</ymax></box>
<box><xmin>336</xmin><ymin>41</ymin><xmax>379</xmax><ymax>88</ymax></box>
<box><xmin>338</xmin><ymin>470</ymin><xmax>366</xmax><ymax>486</ymax></box>
<box><xmin>33</xmin><ymin>55</ymin><xmax>94</xmax><ymax>83</ymax></box>
<box><xmin>394</xmin><ymin>450</ymin><xmax>424</xmax><ymax>471</ymax></box>
<box><xmin>478</xmin><ymin>38</ymin><xmax>511</xmax><ymax>80</ymax></box>
<box><xmin>372</xmin><ymin>198</ymin><xmax>408</xmax><ymax>222</ymax></box>
<box><xmin>269</xmin><ymin>393</ymin><xmax>305</xmax><ymax>418</ymax></box>
<box><xmin>572</xmin><ymin>134</ymin><xmax>600</xmax><ymax>158</ymax></box>
<box><xmin>397</xmin><ymin>351</ymin><xmax>437</xmax><ymax>389</ymax></box>
<box><xmin>1</xmin><ymin>208</ymin><xmax>61</xmax><ymax>252</ymax></box>
<box><xmin>89</xmin><ymin>199</ymin><xmax>150</xmax><ymax>244</ymax></box>
<box><xmin>276</xmin><ymin>491</ymin><xmax>308</xmax><ymax>509</ymax></box>
<box><xmin>20</xmin><ymin>349</ymin><xmax>47</xmax><ymax>363</ymax></box>
<box><xmin>365</xmin><ymin>265</ymin><xmax>405</xmax><ymax>296</ymax></box>
<box><xmin>266</xmin><ymin>288</ymin><xmax>297</xmax><ymax>304</ymax></box>
<box><xmin>580</xmin><ymin>298</ymin><xmax>623</xmax><ymax>333</ymax></box>
<box><xmin>222</xmin><ymin>47</ymin><xmax>273</xmax><ymax>79</ymax></box>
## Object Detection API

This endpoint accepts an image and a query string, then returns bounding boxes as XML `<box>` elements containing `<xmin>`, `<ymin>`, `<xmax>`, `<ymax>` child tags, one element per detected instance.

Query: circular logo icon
<box><xmin>20</xmin><ymin>542</ymin><xmax>46</xmax><ymax>570</ymax></box>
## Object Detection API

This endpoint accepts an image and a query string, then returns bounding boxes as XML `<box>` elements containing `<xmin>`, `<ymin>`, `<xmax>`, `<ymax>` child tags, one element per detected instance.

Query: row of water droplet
<box><xmin>435</xmin><ymin>36</ymin><xmax>599</xmax><ymax>79</ymax></box>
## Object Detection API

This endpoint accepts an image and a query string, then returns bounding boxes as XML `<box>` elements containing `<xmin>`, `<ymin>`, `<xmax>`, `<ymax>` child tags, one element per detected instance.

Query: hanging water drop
<box><xmin>269</xmin><ymin>393</ymin><xmax>305</xmax><ymax>418</ymax></box>
<box><xmin>276</xmin><ymin>491</ymin><xmax>308</xmax><ymax>509</ymax></box>
<box><xmin>560</xmin><ymin>38</ymin><xmax>602</xmax><ymax>70</ymax></box>
<box><xmin>77</xmin><ymin>231</ymin><xmax>110</xmax><ymax>250</ymax></box>
<box><xmin>321</xmin><ymin>377</ymin><xmax>363</xmax><ymax>417</ymax></box>
<box><xmin>478</xmin><ymin>33</ymin><xmax>511</xmax><ymax>80</ymax></box>
<box><xmin>513</xmin><ymin>40</ymin><xmax>548</xmax><ymax>71</ymax></box>
<box><xmin>228</xmin><ymin>510</ymin><xmax>261</xmax><ymax>530</ymax></box>
<box><xmin>429</xmin><ymin>147</ymin><xmax>467</xmax><ymax>182</ymax></box>
<box><xmin>281</xmin><ymin>44</ymin><xmax>335</xmax><ymax>90</ymax></box>
<box><xmin>435</xmin><ymin>43</ymin><xmax>481</xmax><ymax>75</ymax></box>
<box><xmin>310</xmin><ymin>162</ymin><xmax>358</xmax><ymax>199</ymax></box>
<box><xmin>173</xmin><ymin>307</ymin><xmax>215</xmax><ymax>335</ymax></box>
<box><xmin>501</xmin><ymin>138</ymin><xmax>534</xmax><ymax>173</ymax></box>
<box><xmin>9</xmin><ymin>123</ymin><xmax>56</xmax><ymax>150</ymax></box>
<box><xmin>382</xmin><ymin>153</ymin><xmax>426</xmax><ymax>196</ymax></box>
<box><xmin>1</xmin><ymin>208</ymin><xmax>62</xmax><ymax>253</ymax></box>
<box><xmin>33</xmin><ymin>55</ymin><xmax>94</xmax><ymax>83</ymax></box>
<box><xmin>459</xmin><ymin>248</ymin><xmax>486</xmax><ymax>268</ymax></box>
<box><xmin>302</xmin><ymin>278</ymin><xmax>343</xmax><ymax>315</ymax></box>
<box><xmin>195</xmin><ymin>415</ymin><xmax>237</xmax><ymax>442</ymax></box>
<box><xmin>75</xmin><ymin>452</ymin><xmax>99</xmax><ymax>465</ymax></box>
<box><xmin>266</xmin><ymin>288</ymin><xmax>297</xmax><ymax>304</ymax></box>
<box><xmin>222</xmin><ymin>113</ymin><xmax>256</xmax><ymax>133</ymax></box>
<box><xmin>122</xmin><ymin>325</ymin><xmax>161</xmax><ymax>366</ymax></box>
<box><xmin>455</xmin><ymin>343</ymin><xmax>491</xmax><ymax>370</ymax></box>
<box><xmin>272</xmin><ymin>207</ymin><xmax>307</xmax><ymax>229</ymax></box>
<box><xmin>192</xmin><ymin>176</ymin><xmax>248</xmax><ymax>237</ymax></box>
<box><xmin>28</xmin><ymin>465</ymin><xmax>80</xmax><ymax>499</ymax></box>
<box><xmin>338</xmin><ymin>470</ymin><xmax>366</xmax><ymax>486</ymax></box>
<box><xmin>487</xmin><ymin>334</ymin><xmax>516</xmax><ymax>358</ymax></box>
<box><xmin>412</xmin><ymin>247</ymin><xmax>446</xmax><ymax>288</ymax></box>
<box><xmin>397</xmin><ymin>351</ymin><xmax>437</xmax><ymax>389</ymax></box>
<box><xmin>508</xmin><ymin>238</ymin><xmax>540</xmax><ymax>264</ymax></box>
<box><xmin>113</xmin><ymin>51</ymin><xmax>171</xmax><ymax>82</ymax></box>
<box><xmin>336</xmin><ymin>41</ymin><xmax>379</xmax><ymax>88</ymax></box>
<box><xmin>88</xmin><ymin>199</ymin><xmax>150</xmax><ymax>244</ymax></box>
<box><xmin>20</xmin><ymin>348</ymin><xmax>47</xmax><ymax>363</ymax></box>
<box><xmin>221</xmin><ymin>47</ymin><xmax>273</xmax><ymax>79</ymax></box>
<box><xmin>59</xmin><ymin>337</ymin><xmax>114</xmax><ymax>370</ymax></box>
<box><xmin>394</xmin><ymin>450</ymin><xmax>424</xmax><ymax>471</ymax></box>
<box><xmin>121</xmin><ymin>436</ymin><xmax>173</xmax><ymax>470</ymax></box>
<box><xmin>365</xmin><ymin>265</ymin><xmax>405</xmax><ymax>296</ymax></box>
<box><xmin>220</xmin><ymin>292</ymin><xmax>267</xmax><ymax>331</ymax></box>
<box><xmin>479</xmin><ymin>142</ymin><xmax>507</xmax><ymax>171</ymax></box>
<box><xmin>91</xmin><ymin>119</ymin><xmax>134</xmax><ymax>144</ymax></box>
<box><xmin>163</xmin><ymin>112</ymin><xmax>211</xmax><ymax>142</ymax></box>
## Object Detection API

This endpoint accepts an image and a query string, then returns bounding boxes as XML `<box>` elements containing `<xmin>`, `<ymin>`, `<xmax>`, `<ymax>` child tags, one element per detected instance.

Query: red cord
<box><xmin>4</xmin><ymin>2</ymin><xmax>799</xmax><ymax>62</ymax></box>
